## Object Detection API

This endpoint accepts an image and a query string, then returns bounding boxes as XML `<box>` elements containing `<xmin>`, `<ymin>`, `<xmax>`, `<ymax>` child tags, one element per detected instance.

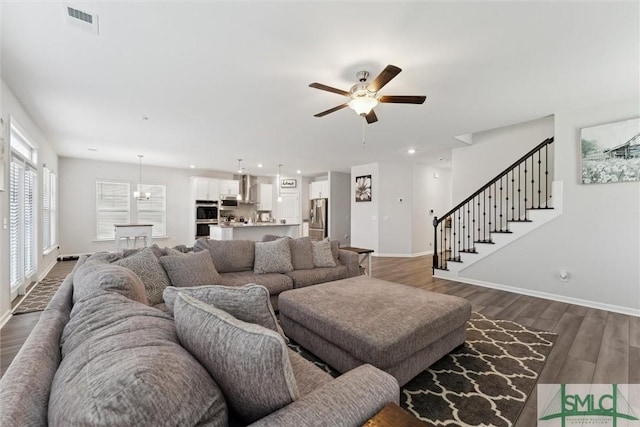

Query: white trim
<box><xmin>374</xmin><ymin>250</ymin><xmax>433</xmax><ymax>258</ymax></box>
<box><xmin>0</xmin><ymin>312</ymin><xmax>12</xmax><ymax>329</ymax></box>
<box><xmin>37</xmin><ymin>258</ymin><xmax>58</xmax><ymax>282</ymax></box>
<box><xmin>433</xmin><ymin>273</ymin><xmax>640</xmax><ymax>317</ymax></box>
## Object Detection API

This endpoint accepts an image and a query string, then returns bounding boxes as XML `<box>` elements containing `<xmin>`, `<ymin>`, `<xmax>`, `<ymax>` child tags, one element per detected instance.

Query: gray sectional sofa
<box><xmin>193</xmin><ymin>237</ymin><xmax>361</xmax><ymax>310</ymax></box>
<box><xmin>0</xmin><ymin>238</ymin><xmax>395</xmax><ymax>426</ymax></box>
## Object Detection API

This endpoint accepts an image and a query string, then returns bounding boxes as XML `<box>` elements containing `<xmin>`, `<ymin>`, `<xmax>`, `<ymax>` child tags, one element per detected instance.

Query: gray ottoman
<box><xmin>279</xmin><ymin>275</ymin><xmax>471</xmax><ymax>387</ymax></box>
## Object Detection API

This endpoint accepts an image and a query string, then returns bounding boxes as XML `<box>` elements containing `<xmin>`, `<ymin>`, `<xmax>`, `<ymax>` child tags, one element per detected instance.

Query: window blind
<box><xmin>96</xmin><ymin>181</ymin><xmax>130</xmax><ymax>240</ymax></box>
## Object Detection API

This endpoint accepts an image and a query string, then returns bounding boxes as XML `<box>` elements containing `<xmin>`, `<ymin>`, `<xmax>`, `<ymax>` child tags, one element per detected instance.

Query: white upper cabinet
<box><xmin>309</xmin><ymin>180</ymin><xmax>329</xmax><ymax>199</ymax></box>
<box><xmin>194</xmin><ymin>178</ymin><xmax>220</xmax><ymax>201</ymax></box>
<box><xmin>219</xmin><ymin>179</ymin><xmax>240</xmax><ymax>196</ymax></box>
<box><xmin>256</xmin><ymin>183</ymin><xmax>273</xmax><ymax>211</ymax></box>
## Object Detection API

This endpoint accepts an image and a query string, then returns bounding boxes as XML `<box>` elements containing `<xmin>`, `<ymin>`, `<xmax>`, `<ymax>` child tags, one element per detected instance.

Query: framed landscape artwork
<box><xmin>355</xmin><ymin>175</ymin><xmax>372</xmax><ymax>202</ymax></box>
<box><xmin>580</xmin><ymin>117</ymin><xmax>640</xmax><ymax>184</ymax></box>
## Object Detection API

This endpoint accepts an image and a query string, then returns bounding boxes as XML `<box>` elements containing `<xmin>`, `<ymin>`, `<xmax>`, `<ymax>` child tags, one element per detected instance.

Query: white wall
<box><xmin>451</xmin><ymin>116</ymin><xmax>554</xmax><ymax>203</ymax></box>
<box><xmin>378</xmin><ymin>163</ymin><xmax>413</xmax><ymax>256</ymax></box>
<box><xmin>59</xmin><ymin>157</ymin><xmax>233</xmax><ymax>256</ymax></box>
<box><xmin>0</xmin><ymin>80</ymin><xmax>59</xmax><ymax>324</ymax></box>
<box><xmin>455</xmin><ymin>98</ymin><xmax>640</xmax><ymax>314</ymax></box>
<box><xmin>412</xmin><ymin>165</ymin><xmax>452</xmax><ymax>254</ymax></box>
<box><xmin>351</xmin><ymin>163</ymin><xmax>379</xmax><ymax>252</ymax></box>
<box><xmin>328</xmin><ymin>171</ymin><xmax>350</xmax><ymax>245</ymax></box>
<box><xmin>351</xmin><ymin>162</ymin><xmax>452</xmax><ymax>256</ymax></box>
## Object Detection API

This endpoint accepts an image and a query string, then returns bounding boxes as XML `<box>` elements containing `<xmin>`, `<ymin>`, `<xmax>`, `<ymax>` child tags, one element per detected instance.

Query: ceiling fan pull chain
<box><xmin>362</xmin><ymin>119</ymin><xmax>366</xmax><ymax>149</ymax></box>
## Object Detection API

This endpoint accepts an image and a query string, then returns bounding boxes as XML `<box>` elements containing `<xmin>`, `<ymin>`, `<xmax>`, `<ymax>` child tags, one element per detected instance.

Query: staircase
<box><xmin>433</xmin><ymin>137</ymin><xmax>562</xmax><ymax>279</ymax></box>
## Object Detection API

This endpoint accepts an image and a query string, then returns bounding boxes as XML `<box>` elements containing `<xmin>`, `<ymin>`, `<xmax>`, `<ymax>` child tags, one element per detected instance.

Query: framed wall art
<box><xmin>281</xmin><ymin>178</ymin><xmax>297</xmax><ymax>188</ymax></box>
<box><xmin>355</xmin><ymin>174</ymin><xmax>371</xmax><ymax>202</ymax></box>
<box><xmin>580</xmin><ymin>117</ymin><xmax>640</xmax><ymax>184</ymax></box>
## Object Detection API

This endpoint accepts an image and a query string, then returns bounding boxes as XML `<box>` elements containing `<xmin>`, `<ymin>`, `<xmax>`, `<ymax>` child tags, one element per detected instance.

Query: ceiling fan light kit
<box><xmin>310</xmin><ymin>64</ymin><xmax>426</xmax><ymax>124</ymax></box>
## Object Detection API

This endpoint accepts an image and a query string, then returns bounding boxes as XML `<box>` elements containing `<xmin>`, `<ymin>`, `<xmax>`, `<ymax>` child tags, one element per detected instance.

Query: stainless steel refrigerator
<box><xmin>309</xmin><ymin>198</ymin><xmax>328</xmax><ymax>241</ymax></box>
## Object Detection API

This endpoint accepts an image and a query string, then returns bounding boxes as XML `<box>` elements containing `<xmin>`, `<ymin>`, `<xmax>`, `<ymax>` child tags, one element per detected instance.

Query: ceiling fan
<box><xmin>309</xmin><ymin>65</ymin><xmax>426</xmax><ymax>124</ymax></box>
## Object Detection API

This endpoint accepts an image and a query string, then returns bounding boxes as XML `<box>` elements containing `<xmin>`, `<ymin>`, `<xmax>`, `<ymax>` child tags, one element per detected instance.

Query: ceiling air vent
<box><xmin>63</xmin><ymin>4</ymin><xmax>99</xmax><ymax>35</ymax></box>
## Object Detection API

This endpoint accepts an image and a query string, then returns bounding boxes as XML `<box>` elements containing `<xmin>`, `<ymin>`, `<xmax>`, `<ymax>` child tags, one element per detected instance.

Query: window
<box><xmin>43</xmin><ymin>166</ymin><xmax>57</xmax><ymax>250</ymax></box>
<box><xmin>136</xmin><ymin>184</ymin><xmax>166</xmax><ymax>237</ymax></box>
<box><xmin>9</xmin><ymin>121</ymin><xmax>38</xmax><ymax>298</ymax></box>
<box><xmin>96</xmin><ymin>181</ymin><xmax>130</xmax><ymax>240</ymax></box>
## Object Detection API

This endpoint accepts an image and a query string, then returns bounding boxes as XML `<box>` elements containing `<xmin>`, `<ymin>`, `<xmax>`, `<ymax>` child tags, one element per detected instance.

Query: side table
<box><xmin>341</xmin><ymin>246</ymin><xmax>374</xmax><ymax>276</ymax></box>
<box><xmin>363</xmin><ymin>403</ymin><xmax>427</xmax><ymax>427</ymax></box>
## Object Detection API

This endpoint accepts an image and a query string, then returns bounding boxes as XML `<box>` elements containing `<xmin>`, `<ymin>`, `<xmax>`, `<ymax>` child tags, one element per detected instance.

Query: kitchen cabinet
<box><xmin>219</xmin><ymin>179</ymin><xmax>240</xmax><ymax>196</ymax></box>
<box><xmin>309</xmin><ymin>180</ymin><xmax>329</xmax><ymax>199</ymax></box>
<box><xmin>256</xmin><ymin>183</ymin><xmax>273</xmax><ymax>211</ymax></box>
<box><xmin>194</xmin><ymin>177</ymin><xmax>219</xmax><ymax>201</ymax></box>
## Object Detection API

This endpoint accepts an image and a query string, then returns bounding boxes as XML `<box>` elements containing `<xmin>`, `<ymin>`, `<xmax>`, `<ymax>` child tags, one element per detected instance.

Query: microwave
<box><xmin>219</xmin><ymin>196</ymin><xmax>239</xmax><ymax>208</ymax></box>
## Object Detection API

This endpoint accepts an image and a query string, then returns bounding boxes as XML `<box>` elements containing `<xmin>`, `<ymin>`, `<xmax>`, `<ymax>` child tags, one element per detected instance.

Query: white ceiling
<box><xmin>2</xmin><ymin>1</ymin><xmax>638</xmax><ymax>177</ymax></box>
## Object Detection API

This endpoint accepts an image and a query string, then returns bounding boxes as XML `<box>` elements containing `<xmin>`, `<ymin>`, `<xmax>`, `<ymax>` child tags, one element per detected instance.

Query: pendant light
<box><xmin>236</xmin><ymin>159</ymin><xmax>243</xmax><ymax>200</ymax></box>
<box><xmin>133</xmin><ymin>154</ymin><xmax>151</xmax><ymax>200</ymax></box>
<box><xmin>277</xmin><ymin>164</ymin><xmax>283</xmax><ymax>202</ymax></box>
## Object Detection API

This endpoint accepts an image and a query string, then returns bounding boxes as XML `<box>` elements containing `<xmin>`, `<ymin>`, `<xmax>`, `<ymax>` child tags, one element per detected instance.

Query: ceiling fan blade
<box><xmin>314</xmin><ymin>103</ymin><xmax>349</xmax><ymax>117</ymax></box>
<box><xmin>309</xmin><ymin>83</ymin><xmax>350</xmax><ymax>97</ymax></box>
<box><xmin>378</xmin><ymin>95</ymin><xmax>426</xmax><ymax>104</ymax></box>
<box><xmin>365</xmin><ymin>110</ymin><xmax>378</xmax><ymax>124</ymax></box>
<box><xmin>368</xmin><ymin>65</ymin><xmax>402</xmax><ymax>92</ymax></box>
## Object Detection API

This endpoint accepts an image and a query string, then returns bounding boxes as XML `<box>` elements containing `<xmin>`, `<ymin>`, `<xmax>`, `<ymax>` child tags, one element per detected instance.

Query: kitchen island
<box><xmin>209</xmin><ymin>223</ymin><xmax>300</xmax><ymax>241</ymax></box>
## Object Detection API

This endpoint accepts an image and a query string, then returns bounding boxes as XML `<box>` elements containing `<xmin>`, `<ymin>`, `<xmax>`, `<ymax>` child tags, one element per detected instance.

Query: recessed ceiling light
<box><xmin>257</xmin><ymin>163</ymin><xmax>263</xmax><ymax>168</ymax></box>
<box><xmin>189</xmin><ymin>165</ymin><xmax>195</xmax><ymax>169</ymax></box>
<box><xmin>88</xmin><ymin>148</ymin><xmax>98</xmax><ymax>151</ymax></box>
<box><xmin>408</xmin><ymin>148</ymin><xmax>416</xmax><ymax>154</ymax></box>
<box><xmin>296</xmin><ymin>170</ymin><xmax>302</xmax><ymax>174</ymax></box>
<box><xmin>140</xmin><ymin>116</ymin><xmax>149</xmax><ymax>121</ymax></box>
<box><xmin>438</xmin><ymin>157</ymin><xmax>444</xmax><ymax>161</ymax></box>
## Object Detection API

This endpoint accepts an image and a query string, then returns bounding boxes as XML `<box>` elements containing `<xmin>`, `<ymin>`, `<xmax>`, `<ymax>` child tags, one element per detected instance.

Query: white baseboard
<box><xmin>374</xmin><ymin>250</ymin><xmax>433</xmax><ymax>258</ymax></box>
<box><xmin>0</xmin><ymin>311</ymin><xmax>12</xmax><ymax>329</ymax></box>
<box><xmin>37</xmin><ymin>259</ymin><xmax>58</xmax><ymax>282</ymax></box>
<box><xmin>435</xmin><ymin>273</ymin><xmax>640</xmax><ymax>317</ymax></box>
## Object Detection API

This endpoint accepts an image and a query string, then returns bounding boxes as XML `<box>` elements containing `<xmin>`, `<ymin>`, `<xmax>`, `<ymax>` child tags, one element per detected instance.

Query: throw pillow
<box><xmin>162</xmin><ymin>284</ymin><xmax>287</xmax><ymax>340</ymax></box>
<box><xmin>114</xmin><ymin>247</ymin><xmax>171</xmax><ymax>305</ymax></box>
<box><xmin>254</xmin><ymin>237</ymin><xmax>293</xmax><ymax>274</ymax></box>
<box><xmin>289</xmin><ymin>237</ymin><xmax>315</xmax><ymax>270</ymax></box>
<box><xmin>159</xmin><ymin>250</ymin><xmax>222</xmax><ymax>287</ymax></box>
<box><xmin>173</xmin><ymin>293</ymin><xmax>298</xmax><ymax>423</ymax></box>
<box><xmin>311</xmin><ymin>239</ymin><xmax>336</xmax><ymax>268</ymax></box>
<box><xmin>72</xmin><ymin>262</ymin><xmax>149</xmax><ymax>305</ymax></box>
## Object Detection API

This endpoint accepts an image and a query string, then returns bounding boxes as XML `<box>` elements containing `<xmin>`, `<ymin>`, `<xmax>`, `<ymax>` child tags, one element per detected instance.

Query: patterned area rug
<box><xmin>12</xmin><ymin>277</ymin><xmax>66</xmax><ymax>315</ymax></box>
<box><xmin>288</xmin><ymin>312</ymin><xmax>556</xmax><ymax>427</ymax></box>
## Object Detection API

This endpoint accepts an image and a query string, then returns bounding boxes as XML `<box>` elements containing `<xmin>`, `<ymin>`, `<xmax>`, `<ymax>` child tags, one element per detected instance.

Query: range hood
<box><xmin>240</xmin><ymin>175</ymin><xmax>256</xmax><ymax>203</ymax></box>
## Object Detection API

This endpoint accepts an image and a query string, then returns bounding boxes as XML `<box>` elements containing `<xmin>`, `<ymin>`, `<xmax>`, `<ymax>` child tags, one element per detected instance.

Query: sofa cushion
<box><xmin>289</xmin><ymin>237</ymin><xmax>315</xmax><ymax>270</ymax></box>
<box><xmin>312</xmin><ymin>239</ymin><xmax>336</xmax><ymax>268</ymax></box>
<box><xmin>162</xmin><ymin>284</ymin><xmax>283</xmax><ymax>331</ymax></box>
<box><xmin>194</xmin><ymin>238</ymin><xmax>255</xmax><ymax>273</ymax></box>
<box><xmin>114</xmin><ymin>246</ymin><xmax>172</xmax><ymax>305</ymax></box>
<box><xmin>73</xmin><ymin>261</ymin><xmax>149</xmax><ymax>305</ymax></box>
<box><xmin>254</xmin><ymin>237</ymin><xmax>294</xmax><ymax>274</ymax></box>
<box><xmin>218</xmin><ymin>271</ymin><xmax>293</xmax><ymax>295</ymax></box>
<box><xmin>50</xmin><ymin>291</ymin><xmax>227</xmax><ymax>426</ymax></box>
<box><xmin>285</xmin><ymin>265</ymin><xmax>349</xmax><ymax>289</ymax></box>
<box><xmin>174</xmin><ymin>293</ymin><xmax>299</xmax><ymax>423</ymax></box>
<box><xmin>159</xmin><ymin>250</ymin><xmax>222</xmax><ymax>287</ymax></box>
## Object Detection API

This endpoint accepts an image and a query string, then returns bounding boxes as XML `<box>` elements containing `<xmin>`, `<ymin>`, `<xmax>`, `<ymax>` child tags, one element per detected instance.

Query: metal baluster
<box><xmin>545</xmin><ymin>143</ymin><xmax>549</xmax><ymax>208</ymax></box>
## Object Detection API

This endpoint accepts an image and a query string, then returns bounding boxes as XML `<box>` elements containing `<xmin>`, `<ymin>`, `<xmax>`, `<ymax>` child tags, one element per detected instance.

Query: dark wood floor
<box><xmin>1</xmin><ymin>261</ymin><xmax>76</xmax><ymax>376</ymax></box>
<box><xmin>1</xmin><ymin>256</ymin><xmax>638</xmax><ymax>427</ymax></box>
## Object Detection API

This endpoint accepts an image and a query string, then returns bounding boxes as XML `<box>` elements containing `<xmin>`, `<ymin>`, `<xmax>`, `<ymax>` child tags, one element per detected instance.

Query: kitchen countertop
<box><xmin>211</xmin><ymin>223</ymin><xmax>300</xmax><ymax>228</ymax></box>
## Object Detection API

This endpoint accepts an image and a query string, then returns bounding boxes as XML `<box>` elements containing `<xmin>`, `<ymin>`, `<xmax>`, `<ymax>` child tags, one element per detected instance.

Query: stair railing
<box><xmin>433</xmin><ymin>137</ymin><xmax>554</xmax><ymax>272</ymax></box>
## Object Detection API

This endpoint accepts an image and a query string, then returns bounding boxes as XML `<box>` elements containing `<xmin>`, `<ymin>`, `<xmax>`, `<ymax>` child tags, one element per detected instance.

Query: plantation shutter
<box><xmin>51</xmin><ymin>171</ymin><xmax>57</xmax><ymax>247</ymax></box>
<box><xmin>9</xmin><ymin>159</ymin><xmax>22</xmax><ymax>289</ymax></box>
<box><xmin>136</xmin><ymin>184</ymin><xmax>166</xmax><ymax>237</ymax></box>
<box><xmin>24</xmin><ymin>166</ymin><xmax>36</xmax><ymax>276</ymax></box>
<box><xmin>43</xmin><ymin>167</ymin><xmax>51</xmax><ymax>249</ymax></box>
<box><xmin>96</xmin><ymin>181</ymin><xmax>130</xmax><ymax>240</ymax></box>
